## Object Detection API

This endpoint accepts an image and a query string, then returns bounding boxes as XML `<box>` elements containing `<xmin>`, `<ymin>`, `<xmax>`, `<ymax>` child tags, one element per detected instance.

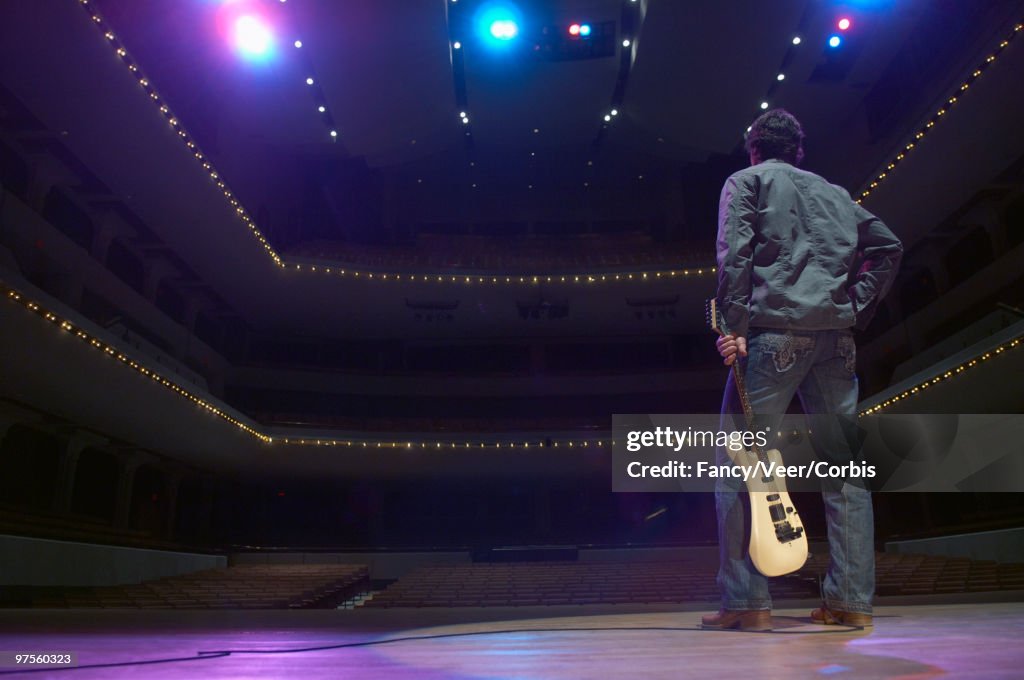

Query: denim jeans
<box><xmin>716</xmin><ymin>328</ymin><xmax>875</xmax><ymax>614</ymax></box>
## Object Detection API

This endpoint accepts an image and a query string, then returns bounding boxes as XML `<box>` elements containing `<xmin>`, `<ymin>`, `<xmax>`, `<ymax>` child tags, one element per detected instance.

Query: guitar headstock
<box><xmin>705</xmin><ymin>298</ymin><xmax>728</xmax><ymax>338</ymax></box>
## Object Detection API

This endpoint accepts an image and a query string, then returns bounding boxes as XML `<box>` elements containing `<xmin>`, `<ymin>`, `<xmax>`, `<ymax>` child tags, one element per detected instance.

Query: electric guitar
<box><xmin>706</xmin><ymin>299</ymin><xmax>808</xmax><ymax>577</ymax></box>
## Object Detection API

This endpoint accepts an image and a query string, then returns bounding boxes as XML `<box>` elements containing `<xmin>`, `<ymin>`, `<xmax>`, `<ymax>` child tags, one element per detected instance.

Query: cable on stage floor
<box><xmin>0</xmin><ymin>622</ymin><xmax>867</xmax><ymax>674</ymax></box>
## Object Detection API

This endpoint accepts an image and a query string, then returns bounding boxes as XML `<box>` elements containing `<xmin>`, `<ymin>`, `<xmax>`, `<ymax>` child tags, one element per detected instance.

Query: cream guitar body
<box><xmin>726</xmin><ymin>446</ymin><xmax>809</xmax><ymax>577</ymax></box>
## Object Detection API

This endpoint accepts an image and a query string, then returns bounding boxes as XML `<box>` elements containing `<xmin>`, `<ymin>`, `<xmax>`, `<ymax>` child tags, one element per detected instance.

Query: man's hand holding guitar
<box><xmin>716</xmin><ymin>334</ymin><xmax>747</xmax><ymax>366</ymax></box>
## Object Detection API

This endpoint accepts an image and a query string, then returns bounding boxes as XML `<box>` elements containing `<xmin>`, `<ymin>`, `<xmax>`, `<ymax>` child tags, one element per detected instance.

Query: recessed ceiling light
<box><xmin>760</xmin><ymin>101</ymin><xmax>769</xmax><ymax>110</ymax></box>
<box><xmin>622</xmin><ymin>39</ymin><xmax>631</xmax><ymax>47</ymax></box>
<box><xmin>777</xmin><ymin>73</ymin><xmax>785</xmax><ymax>81</ymax></box>
<box><xmin>318</xmin><ymin>105</ymin><xmax>325</xmax><ymax>112</ymax></box>
<box><xmin>306</xmin><ymin>77</ymin><xmax>314</xmax><ymax>85</ymax></box>
<box><xmin>792</xmin><ymin>36</ymin><xmax>801</xmax><ymax>45</ymax></box>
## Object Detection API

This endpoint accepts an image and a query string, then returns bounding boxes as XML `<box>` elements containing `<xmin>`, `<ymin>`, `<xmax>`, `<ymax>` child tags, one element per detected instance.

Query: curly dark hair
<box><xmin>745</xmin><ymin>109</ymin><xmax>805</xmax><ymax>165</ymax></box>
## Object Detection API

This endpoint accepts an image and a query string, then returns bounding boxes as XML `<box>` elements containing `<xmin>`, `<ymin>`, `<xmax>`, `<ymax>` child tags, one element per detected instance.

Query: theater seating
<box><xmin>363</xmin><ymin>560</ymin><xmax>817</xmax><ymax>608</ymax></box>
<box><xmin>866</xmin><ymin>553</ymin><xmax>1024</xmax><ymax>596</ymax></box>
<box><xmin>364</xmin><ymin>553</ymin><xmax>1024</xmax><ymax>607</ymax></box>
<box><xmin>24</xmin><ymin>564</ymin><xmax>368</xmax><ymax>609</ymax></box>
<box><xmin>16</xmin><ymin>554</ymin><xmax>1022</xmax><ymax>609</ymax></box>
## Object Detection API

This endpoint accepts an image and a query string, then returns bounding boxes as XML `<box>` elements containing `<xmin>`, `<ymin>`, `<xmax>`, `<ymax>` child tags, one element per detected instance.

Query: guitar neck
<box><xmin>708</xmin><ymin>299</ymin><xmax>773</xmax><ymax>465</ymax></box>
<box><xmin>730</xmin><ymin>357</ymin><xmax>772</xmax><ymax>465</ymax></box>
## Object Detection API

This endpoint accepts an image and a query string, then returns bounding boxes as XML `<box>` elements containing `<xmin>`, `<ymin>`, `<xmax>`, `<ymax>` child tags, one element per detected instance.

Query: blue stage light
<box><xmin>828</xmin><ymin>35</ymin><xmax>842</xmax><ymax>48</ymax></box>
<box><xmin>476</xmin><ymin>2</ymin><xmax>522</xmax><ymax>48</ymax></box>
<box><xmin>579</xmin><ymin>24</ymin><xmax>591</xmax><ymax>36</ymax></box>
<box><xmin>490</xmin><ymin>19</ymin><xmax>519</xmax><ymax>40</ymax></box>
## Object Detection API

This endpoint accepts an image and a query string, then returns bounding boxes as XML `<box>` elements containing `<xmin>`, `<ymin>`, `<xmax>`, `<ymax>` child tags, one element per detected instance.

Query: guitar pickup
<box><xmin>775</xmin><ymin>522</ymin><xmax>805</xmax><ymax>542</ymax></box>
<box><xmin>767</xmin><ymin>494</ymin><xmax>780</xmax><ymax>501</ymax></box>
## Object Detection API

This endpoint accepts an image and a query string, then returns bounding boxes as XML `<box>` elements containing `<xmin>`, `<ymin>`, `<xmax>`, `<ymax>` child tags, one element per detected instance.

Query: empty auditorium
<box><xmin>2</xmin><ymin>0</ymin><xmax>1024</xmax><ymax>677</ymax></box>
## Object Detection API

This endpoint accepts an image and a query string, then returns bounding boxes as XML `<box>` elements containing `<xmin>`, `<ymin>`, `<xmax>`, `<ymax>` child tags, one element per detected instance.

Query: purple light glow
<box><xmin>234</xmin><ymin>15</ymin><xmax>273</xmax><ymax>58</ymax></box>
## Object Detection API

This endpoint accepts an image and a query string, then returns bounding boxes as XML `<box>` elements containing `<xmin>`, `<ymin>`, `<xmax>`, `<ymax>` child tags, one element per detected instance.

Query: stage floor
<box><xmin>1</xmin><ymin>601</ymin><xmax>1023</xmax><ymax>678</ymax></box>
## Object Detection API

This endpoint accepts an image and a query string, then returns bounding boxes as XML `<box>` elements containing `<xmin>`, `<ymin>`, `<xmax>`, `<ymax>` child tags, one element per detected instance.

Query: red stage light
<box><xmin>838</xmin><ymin>17</ymin><xmax>851</xmax><ymax>31</ymax></box>
<box><xmin>569</xmin><ymin>23</ymin><xmax>581</xmax><ymax>36</ymax></box>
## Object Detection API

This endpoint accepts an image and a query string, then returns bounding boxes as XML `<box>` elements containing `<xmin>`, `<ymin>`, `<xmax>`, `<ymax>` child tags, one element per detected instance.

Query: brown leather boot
<box><xmin>811</xmin><ymin>604</ymin><xmax>873</xmax><ymax>628</ymax></box>
<box><xmin>700</xmin><ymin>609</ymin><xmax>772</xmax><ymax>631</ymax></box>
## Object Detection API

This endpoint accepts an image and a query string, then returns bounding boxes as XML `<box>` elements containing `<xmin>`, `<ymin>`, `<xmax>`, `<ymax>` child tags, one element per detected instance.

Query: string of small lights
<box><xmin>744</xmin><ymin>30</ymin><xmax>805</xmax><ymax>136</ymax></box>
<box><xmin>4</xmin><ymin>283</ymin><xmax>269</xmax><ymax>443</ymax></box>
<box><xmin>3</xmin><ymin>281</ymin><xmax>611</xmax><ymax>449</ymax></box>
<box><xmin>279</xmin><ymin>5</ymin><xmax>341</xmax><ymax>142</ymax></box>
<box><xmin>274</xmin><ymin>438</ymin><xmax>609</xmax><ymax>450</ymax></box>
<box><xmin>858</xmin><ymin>335</ymin><xmax>1023</xmax><ymax>416</ymax></box>
<box><xmin>856</xmin><ymin>20</ymin><xmax>1023</xmax><ymax>204</ymax></box>
<box><xmin>75</xmin><ymin>0</ymin><xmax>283</xmax><ymax>268</ymax></box>
<box><xmin>283</xmin><ymin>264</ymin><xmax>717</xmax><ymax>284</ymax></box>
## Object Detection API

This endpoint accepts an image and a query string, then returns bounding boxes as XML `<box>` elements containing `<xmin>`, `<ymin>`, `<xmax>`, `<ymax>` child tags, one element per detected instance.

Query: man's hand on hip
<box><xmin>716</xmin><ymin>334</ymin><xmax>747</xmax><ymax>366</ymax></box>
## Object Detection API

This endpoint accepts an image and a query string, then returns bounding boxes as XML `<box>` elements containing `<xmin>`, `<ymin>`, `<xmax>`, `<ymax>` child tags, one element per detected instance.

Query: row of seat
<box><xmin>20</xmin><ymin>554</ymin><xmax>1024</xmax><ymax>609</ymax></box>
<box><xmin>365</xmin><ymin>561</ymin><xmax>815</xmax><ymax>608</ymax></box>
<box><xmin>870</xmin><ymin>554</ymin><xmax>1024</xmax><ymax>595</ymax></box>
<box><xmin>364</xmin><ymin>553</ymin><xmax>1024</xmax><ymax>608</ymax></box>
<box><xmin>26</xmin><ymin>564</ymin><xmax>369</xmax><ymax>609</ymax></box>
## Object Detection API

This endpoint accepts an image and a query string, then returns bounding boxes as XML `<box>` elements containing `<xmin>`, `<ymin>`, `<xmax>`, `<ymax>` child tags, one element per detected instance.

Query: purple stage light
<box><xmin>234</xmin><ymin>15</ymin><xmax>273</xmax><ymax>57</ymax></box>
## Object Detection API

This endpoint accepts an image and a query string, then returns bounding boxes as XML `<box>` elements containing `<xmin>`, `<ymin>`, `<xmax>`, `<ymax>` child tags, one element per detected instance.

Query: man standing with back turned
<box><xmin>701</xmin><ymin>109</ymin><xmax>902</xmax><ymax>631</ymax></box>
